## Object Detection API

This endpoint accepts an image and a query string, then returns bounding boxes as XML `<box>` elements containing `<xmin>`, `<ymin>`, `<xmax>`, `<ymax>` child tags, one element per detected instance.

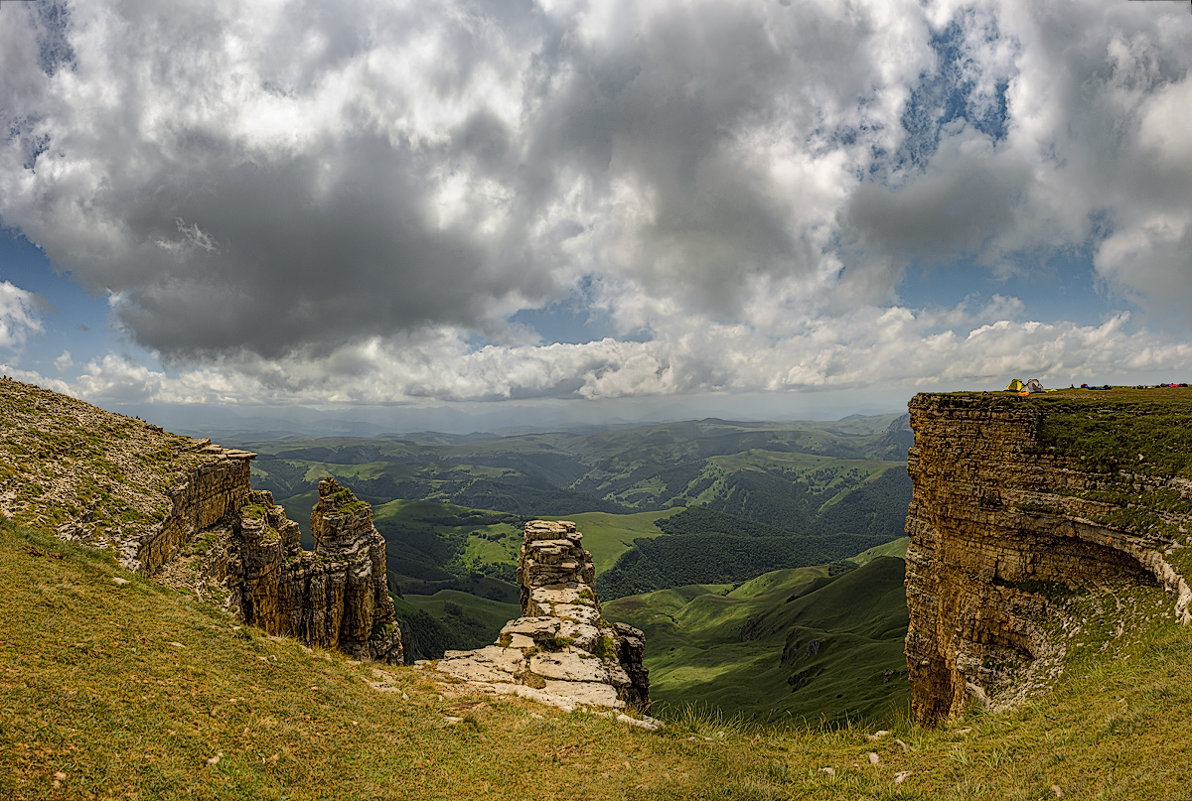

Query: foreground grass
<box><xmin>7</xmin><ymin>521</ymin><xmax>1192</xmax><ymax>800</ymax></box>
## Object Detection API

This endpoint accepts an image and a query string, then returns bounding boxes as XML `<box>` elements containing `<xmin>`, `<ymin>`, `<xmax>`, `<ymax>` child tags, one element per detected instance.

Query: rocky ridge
<box><xmin>905</xmin><ymin>391</ymin><xmax>1192</xmax><ymax>725</ymax></box>
<box><xmin>0</xmin><ymin>378</ymin><xmax>401</xmax><ymax>664</ymax></box>
<box><xmin>428</xmin><ymin>520</ymin><xmax>652</xmax><ymax>719</ymax></box>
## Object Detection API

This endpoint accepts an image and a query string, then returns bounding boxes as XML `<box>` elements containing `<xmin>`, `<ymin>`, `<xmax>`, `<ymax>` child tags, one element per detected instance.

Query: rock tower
<box><xmin>432</xmin><ymin>520</ymin><xmax>649</xmax><ymax>712</ymax></box>
<box><xmin>228</xmin><ymin>479</ymin><xmax>402</xmax><ymax>664</ymax></box>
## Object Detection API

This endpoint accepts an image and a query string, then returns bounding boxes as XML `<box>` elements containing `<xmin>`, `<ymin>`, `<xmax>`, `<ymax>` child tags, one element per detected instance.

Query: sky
<box><xmin>1</xmin><ymin>0</ymin><xmax>1190</xmax><ymax>434</ymax></box>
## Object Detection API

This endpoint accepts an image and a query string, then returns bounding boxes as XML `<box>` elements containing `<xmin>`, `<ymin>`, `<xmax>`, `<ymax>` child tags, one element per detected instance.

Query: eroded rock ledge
<box><xmin>229</xmin><ymin>479</ymin><xmax>402</xmax><ymax>663</ymax></box>
<box><xmin>905</xmin><ymin>391</ymin><xmax>1192</xmax><ymax>725</ymax></box>
<box><xmin>429</xmin><ymin>520</ymin><xmax>651</xmax><ymax>716</ymax></box>
<box><xmin>0</xmin><ymin>379</ymin><xmax>402</xmax><ymax>664</ymax></box>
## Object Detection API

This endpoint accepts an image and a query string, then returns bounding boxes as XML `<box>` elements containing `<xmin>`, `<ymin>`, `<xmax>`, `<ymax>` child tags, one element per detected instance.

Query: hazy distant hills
<box><xmin>237</xmin><ymin>415</ymin><xmax>913</xmax><ymax>665</ymax></box>
<box><xmin>244</xmin><ymin>415</ymin><xmax>912</xmax><ymax>526</ymax></box>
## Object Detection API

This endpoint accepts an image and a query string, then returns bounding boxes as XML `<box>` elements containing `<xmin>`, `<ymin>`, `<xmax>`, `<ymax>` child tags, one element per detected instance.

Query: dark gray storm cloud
<box><xmin>1</xmin><ymin>0</ymin><xmax>929</xmax><ymax>360</ymax></box>
<box><xmin>1</xmin><ymin>0</ymin><xmax>1190</xmax><ymax>404</ymax></box>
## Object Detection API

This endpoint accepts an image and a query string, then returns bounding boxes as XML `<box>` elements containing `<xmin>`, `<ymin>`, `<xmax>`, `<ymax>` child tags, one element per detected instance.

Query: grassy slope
<box><xmin>604</xmin><ymin>558</ymin><xmax>910</xmax><ymax>727</ymax></box>
<box><xmin>8</xmin><ymin>521</ymin><xmax>1192</xmax><ymax>800</ymax></box>
<box><xmin>542</xmin><ymin>508</ymin><xmax>684</xmax><ymax>574</ymax></box>
<box><xmin>398</xmin><ymin>589</ymin><xmax>520</xmax><ymax>635</ymax></box>
<box><xmin>848</xmin><ymin>537</ymin><xmax>910</xmax><ymax>566</ymax></box>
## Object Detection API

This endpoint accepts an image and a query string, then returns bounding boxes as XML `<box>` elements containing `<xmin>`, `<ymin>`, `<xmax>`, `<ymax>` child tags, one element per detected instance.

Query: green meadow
<box><xmin>8</xmin><ymin>519</ymin><xmax>1192</xmax><ymax>800</ymax></box>
<box><xmin>605</xmin><ymin>555</ymin><xmax>910</xmax><ymax>727</ymax></box>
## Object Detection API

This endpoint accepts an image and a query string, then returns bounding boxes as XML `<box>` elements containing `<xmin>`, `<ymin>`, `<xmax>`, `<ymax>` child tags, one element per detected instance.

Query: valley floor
<box><xmin>5</xmin><ymin>521</ymin><xmax>1192</xmax><ymax>800</ymax></box>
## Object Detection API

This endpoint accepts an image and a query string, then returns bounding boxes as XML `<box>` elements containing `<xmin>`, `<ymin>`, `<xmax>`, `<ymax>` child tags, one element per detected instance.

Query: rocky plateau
<box><xmin>905</xmin><ymin>390</ymin><xmax>1192</xmax><ymax>725</ymax></box>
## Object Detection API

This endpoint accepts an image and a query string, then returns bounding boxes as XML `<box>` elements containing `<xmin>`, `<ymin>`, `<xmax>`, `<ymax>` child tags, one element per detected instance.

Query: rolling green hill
<box><xmin>11</xmin><ymin>519</ymin><xmax>1190</xmax><ymax>800</ymax></box>
<box><xmin>15</xmin><ymin>385</ymin><xmax>1192</xmax><ymax>797</ymax></box>
<box><xmin>11</xmin><ymin>517</ymin><xmax>1192</xmax><ymax>796</ymax></box>
<box><xmin>541</xmin><ymin>508</ymin><xmax>684</xmax><ymax>574</ymax></box>
<box><xmin>603</xmin><ymin>556</ymin><xmax>910</xmax><ymax>727</ymax></box>
<box><xmin>243</xmin><ymin>417</ymin><xmax>912</xmax><ymax>537</ymax></box>
<box><xmin>244</xmin><ymin>417</ymin><xmax>913</xmax><ymax>665</ymax></box>
<box><xmin>393</xmin><ymin>590</ymin><xmax>521</xmax><ymax>662</ymax></box>
<box><xmin>596</xmin><ymin>479</ymin><xmax>909</xmax><ymax>599</ymax></box>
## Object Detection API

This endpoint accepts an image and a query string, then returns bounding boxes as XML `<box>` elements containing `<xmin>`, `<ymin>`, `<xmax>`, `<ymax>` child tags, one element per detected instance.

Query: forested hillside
<box><xmin>240</xmin><ymin>416</ymin><xmax>913</xmax><ymax>660</ymax></box>
<box><xmin>598</xmin><ymin>468</ymin><xmax>910</xmax><ymax>598</ymax></box>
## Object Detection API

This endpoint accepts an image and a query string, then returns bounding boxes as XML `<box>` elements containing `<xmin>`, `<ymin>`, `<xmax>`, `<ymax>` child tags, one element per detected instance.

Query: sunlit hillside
<box><xmin>7</xmin><ymin>519</ymin><xmax>1192</xmax><ymax>800</ymax></box>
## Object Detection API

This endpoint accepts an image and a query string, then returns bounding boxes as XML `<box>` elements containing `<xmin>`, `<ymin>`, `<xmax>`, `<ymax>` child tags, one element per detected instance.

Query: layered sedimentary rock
<box><xmin>0</xmin><ymin>378</ymin><xmax>251</xmax><ymax>570</ymax></box>
<box><xmin>433</xmin><ymin>520</ymin><xmax>650</xmax><ymax>712</ymax></box>
<box><xmin>905</xmin><ymin>391</ymin><xmax>1192</xmax><ymax>725</ymax></box>
<box><xmin>137</xmin><ymin>444</ymin><xmax>256</xmax><ymax>573</ymax></box>
<box><xmin>0</xmin><ymin>379</ymin><xmax>402</xmax><ymax>664</ymax></box>
<box><xmin>222</xmin><ymin>480</ymin><xmax>403</xmax><ymax>664</ymax></box>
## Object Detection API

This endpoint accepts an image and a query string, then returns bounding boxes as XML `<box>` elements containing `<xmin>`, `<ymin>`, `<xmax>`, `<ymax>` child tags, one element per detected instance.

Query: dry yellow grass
<box><xmin>6</xmin><ymin>517</ymin><xmax>1192</xmax><ymax>800</ymax></box>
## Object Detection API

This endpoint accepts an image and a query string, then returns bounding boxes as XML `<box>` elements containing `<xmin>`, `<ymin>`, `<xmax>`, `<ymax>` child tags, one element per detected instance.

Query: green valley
<box><xmin>605</xmin><ymin>542</ymin><xmax>911</xmax><ymax>727</ymax></box>
<box><xmin>241</xmin><ymin>416</ymin><xmax>914</xmax><ymax>689</ymax></box>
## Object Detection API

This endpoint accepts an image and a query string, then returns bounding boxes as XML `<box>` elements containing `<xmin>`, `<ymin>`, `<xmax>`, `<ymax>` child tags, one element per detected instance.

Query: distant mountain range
<box><xmin>242</xmin><ymin>415</ymin><xmax>912</xmax><ymax>520</ymax></box>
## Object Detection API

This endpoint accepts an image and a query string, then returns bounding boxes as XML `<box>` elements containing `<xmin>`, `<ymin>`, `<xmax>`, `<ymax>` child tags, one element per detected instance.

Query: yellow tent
<box><xmin>1004</xmin><ymin>379</ymin><xmax>1024</xmax><ymax>391</ymax></box>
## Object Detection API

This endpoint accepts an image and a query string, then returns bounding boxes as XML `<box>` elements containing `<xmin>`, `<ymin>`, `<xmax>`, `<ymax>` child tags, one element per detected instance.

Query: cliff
<box><xmin>0</xmin><ymin>378</ymin><xmax>401</xmax><ymax>664</ymax></box>
<box><xmin>905</xmin><ymin>389</ymin><xmax>1192</xmax><ymax>725</ymax></box>
<box><xmin>430</xmin><ymin>520</ymin><xmax>651</xmax><ymax>715</ymax></box>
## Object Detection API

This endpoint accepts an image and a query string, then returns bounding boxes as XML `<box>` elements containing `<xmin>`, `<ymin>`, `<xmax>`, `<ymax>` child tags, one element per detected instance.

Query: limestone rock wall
<box><xmin>226</xmin><ymin>480</ymin><xmax>403</xmax><ymax>665</ymax></box>
<box><xmin>433</xmin><ymin>520</ymin><xmax>650</xmax><ymax>712</ymax></box>
<box><xmin>0</xmin><ymin>379</ymin><xmax>402</xmax><ymax>664</ymax></box>
<box><xmin>905</xmin><ymin>393</ymin><xmax>1192</xmax><ymax>725</ymax></box>
<box><xmin>136</xmin><ymin>444</ymin><xmax>255</xmax><ymax>573</ymax></box>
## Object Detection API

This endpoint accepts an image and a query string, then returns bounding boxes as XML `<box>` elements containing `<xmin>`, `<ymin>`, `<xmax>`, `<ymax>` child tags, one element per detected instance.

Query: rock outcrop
<box><xmin>0</xmin><ymin>378</ymin><xmax>402</xmax><ymax>664</ymax></box>
<box><xmin>905</xmin><ymin>391</ymin><xmax>1192</xmax><ymax>725</ymax></box>
<box><xmin>219</xmin><ymin>480</ymin><xmax>402</xmax><ymax>664</ymax></box>
<box><xmin>432</xmin><ymin>520</ymin><xmax>650</xmax><ymax>713</ymax></box>
<box><xmin>137</xmin><ymin>443</ymin><xmax>257</xmax><ymax>573</ymax></box>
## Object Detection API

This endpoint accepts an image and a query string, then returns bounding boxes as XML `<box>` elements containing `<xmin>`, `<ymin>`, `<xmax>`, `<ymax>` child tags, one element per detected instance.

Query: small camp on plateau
<box><xmin>1004</xmin><ymin>378</ymin><xmax>1045</xmax><ymax>394</ymax></box>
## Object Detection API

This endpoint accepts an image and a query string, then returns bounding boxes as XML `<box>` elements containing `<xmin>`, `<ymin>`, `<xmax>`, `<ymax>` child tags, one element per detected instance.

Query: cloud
<box><xmin>0</xmin><ymin>281</ymin><xmax>42</xmax><ymax>349</ymax></box>
<box><xmin>0</xmin><ymin>363</ymin><xmax>69</xmax><ymax>394</ymax></box>
<box><xmin>1</xmin><ymin>0</ymin><xmax>1190</xmax><ymax>408</ymax></box>
<box><xmin>1</xmin><ymin>0</ymin><xmax>932</xmax><ymax>359</ymax></box>
<box><xmin>64</xmin><ymin>300</ymin><xmax>1192</xmax><ymax>408</ymax></box>
<box><xmin>840</xmin><ymin>0</ymin><xmax>1192</xmax><ymax>301</ymax></box>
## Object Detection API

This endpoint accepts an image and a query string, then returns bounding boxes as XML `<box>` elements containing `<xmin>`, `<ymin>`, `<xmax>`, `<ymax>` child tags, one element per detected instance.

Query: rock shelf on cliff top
<box><xmin>0</xmin><ymin>378</ymin><xmax>402</xmax><ymax>664</ymax></box>
<box><xmin>905</xmin><ymin>390</ymin><xmax>1192</xmax><ymax>726</ymax></box>
<box><xmin>427</xmin><ymin>520</ymin><xmax>652</xmax><ymax>720</ymax></box>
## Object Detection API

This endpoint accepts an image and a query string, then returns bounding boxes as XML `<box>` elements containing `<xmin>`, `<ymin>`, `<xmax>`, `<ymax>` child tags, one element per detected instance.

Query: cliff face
<box><xmin>222</xmin><ymin>480</ymin><xmax>402</xmax><ymax>664</ymax></box>
<box><xmin>0</xmin><ymin>379</ymin><xmax>401</xmax><ymax>664</ymax></box>
<box><xmin>905</xmin><ymin>391</ymin><xmax>1192</xmax><ymax>725</ymax></box>
<box><xmin>432</xmin><ymin>520</ymin><xmax>650</xmax><ymax>713</ymax></box>
<box><xmin>139</xmin><ymin>446</ymin><xmax>256</xmax><ymax>573</ymax></box>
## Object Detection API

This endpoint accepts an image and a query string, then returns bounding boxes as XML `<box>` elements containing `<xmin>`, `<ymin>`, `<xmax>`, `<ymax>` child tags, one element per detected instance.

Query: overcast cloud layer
<box><xmin>1</xmin><ymin>0</ymin><xmax>1190</xmax><ymax>408</ymax></box>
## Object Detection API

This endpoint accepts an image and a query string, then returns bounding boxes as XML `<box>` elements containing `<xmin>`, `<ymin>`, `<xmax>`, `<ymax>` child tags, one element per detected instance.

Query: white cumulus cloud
<box><xmin>0</xmin><ymin>281</ymin><xmax>42</xmax><ymax>350</ymax></box>
<box><xmin>0</xmin><ymin>0</ymin><xmax>1189</xmax><ymax>408</ymax></box>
